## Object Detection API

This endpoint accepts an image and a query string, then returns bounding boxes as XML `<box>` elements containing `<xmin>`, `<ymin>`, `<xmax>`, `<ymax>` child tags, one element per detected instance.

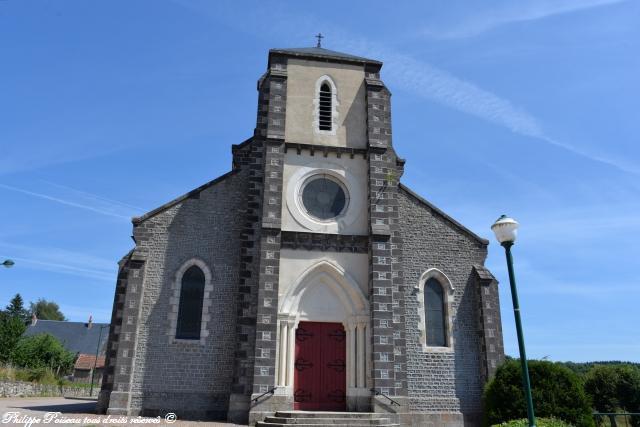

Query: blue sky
<box><xmin>1</xmin><ymin>0</ymin><xmax>638</xmax><ymax>362</ymax></box>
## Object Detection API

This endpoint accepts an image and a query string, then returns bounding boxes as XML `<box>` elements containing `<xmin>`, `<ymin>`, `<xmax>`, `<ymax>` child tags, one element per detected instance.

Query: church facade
<box><xmin>97</xmin><ymin>46</ymin><xmax>504</xmax><ymax>426</ymax></box>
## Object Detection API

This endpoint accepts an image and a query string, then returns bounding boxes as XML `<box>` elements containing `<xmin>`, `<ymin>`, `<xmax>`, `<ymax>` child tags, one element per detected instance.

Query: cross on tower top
<box><xmin>315</xmin><ymin>33</ymin><xmax>324</xmax><ymax>48</ymax></box>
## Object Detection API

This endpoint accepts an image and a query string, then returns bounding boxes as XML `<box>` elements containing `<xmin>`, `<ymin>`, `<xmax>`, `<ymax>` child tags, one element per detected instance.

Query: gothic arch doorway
<box><xmin>276</xmin><ymin>260</ymin><xmax>371</xmax><ymax>411</ymax></box>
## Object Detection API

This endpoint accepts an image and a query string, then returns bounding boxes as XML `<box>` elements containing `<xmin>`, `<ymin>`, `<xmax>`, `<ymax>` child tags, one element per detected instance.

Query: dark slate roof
<box><xmin>24</xmin><ymin>320</ymin><xmax>109</xmax><ymax>355</ymax></box>
<box><xmin>269</xmin><ymin>47</ymin><xmax>382</xmax><ymax>66</ymax></box>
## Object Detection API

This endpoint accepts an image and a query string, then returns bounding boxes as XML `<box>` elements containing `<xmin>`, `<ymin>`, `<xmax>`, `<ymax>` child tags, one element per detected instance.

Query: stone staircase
<box><xmin>256</xmin><ymin>411</ymin><xmax>400</xmax><ymax>427</ymax></box>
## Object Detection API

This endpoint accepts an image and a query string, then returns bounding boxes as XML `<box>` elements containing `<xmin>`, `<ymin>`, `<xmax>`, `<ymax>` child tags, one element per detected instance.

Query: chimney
<box><xmin>87</xmin><ymin>315</ymin><xmax>93</xmax><ymax>329</ymax></box>
<box><xmin>31</xmin><ymin>313</ymin><xmax>37</xmax><ymax>326</ymax></box>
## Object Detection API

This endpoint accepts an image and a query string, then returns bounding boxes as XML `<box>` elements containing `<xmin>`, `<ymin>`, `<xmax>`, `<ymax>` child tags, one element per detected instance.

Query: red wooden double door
<box><xmin>294</xmin><ymin>321</ymin><xmax>346</xmax><ymax>411</ymax></box>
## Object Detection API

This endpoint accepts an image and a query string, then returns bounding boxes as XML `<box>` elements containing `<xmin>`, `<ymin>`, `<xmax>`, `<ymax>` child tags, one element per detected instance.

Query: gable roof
<box><xmin>270</xmin><ymin>47</ymin><xmax>382</xmax><ymax>66</ymax></box>
<box><xmin>24</xmin><ymin>320</ymin><xmax>109</xmax><ymax>355</ymax></box>
<box><xmin>399</xmin><ymin>183</ymin><xmax>489</xmax><ymax>245</ymax></box>
<box><xmin>132</xmin><ymin>169</ymin><xmax>238</xmax><ymax>225</ymax></box>
<box><xmin>74</xmin><ymin>354</ymin><xmax>106</xmax><ymax>370</ymax></box>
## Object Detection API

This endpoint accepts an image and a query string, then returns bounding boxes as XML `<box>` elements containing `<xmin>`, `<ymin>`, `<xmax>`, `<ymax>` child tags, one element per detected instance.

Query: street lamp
<box><xmin>491</xmin><ymin>215</ymin><xmax>536</xmax><ymax>427</ymax></box>
<box><xmin>2</xmin><ymin>259</ymin><xmax>14</xmax><ymax>268</ymax></box>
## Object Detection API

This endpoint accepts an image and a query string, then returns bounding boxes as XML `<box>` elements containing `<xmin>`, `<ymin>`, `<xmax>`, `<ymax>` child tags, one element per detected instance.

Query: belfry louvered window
<box><xmin>176</xmin><ymin>265</ymin><xmax>205</xmax><ymax>339</ymax></box>
<box><xmin>318</xmin><ymin>82</ymin><xmax>332</xmax><ymax>131</ymax></box>
<box><xmin>425</xmin><ymin>278</ymin><xmax>447</xmax><ymax>347</ymax></box>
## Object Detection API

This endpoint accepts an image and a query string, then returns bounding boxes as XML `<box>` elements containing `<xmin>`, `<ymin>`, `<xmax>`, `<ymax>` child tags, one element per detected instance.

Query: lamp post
<box><xmin>2</xmin><ymin>259</ymin><xmax>14</xmax><ymax>268</ymax></box>
<box><xmin>491</xmin><ymin>215</ymin><xmax>536</xmax><ymax>427</ymax></box>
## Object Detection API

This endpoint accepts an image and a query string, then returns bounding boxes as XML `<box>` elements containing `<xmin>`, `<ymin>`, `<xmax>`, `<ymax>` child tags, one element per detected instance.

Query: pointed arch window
<box><xmin>424</xmin><ymin>278</ymin><xmax>446</xmax><ymax>347</ymax></box>
<box><xmin>176</xmin><ymin>265</ymin><xmax>205</xmax><ymax>339</ymax></box>
<box><xmin>318</xmin><ymin>82</ymin><xmax>333</xmax><ymax>131</ymax></box>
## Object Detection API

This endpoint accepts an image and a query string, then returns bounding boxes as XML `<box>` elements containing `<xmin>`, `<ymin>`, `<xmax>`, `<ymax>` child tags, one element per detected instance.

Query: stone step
<box><xmin>258</xmin><ymin>411</ymin><xmax>399</xmax><ymax>427</ymax></box>
<box><xmin>264</xmin><ymin>416</ymin><xmax>392</xmax><ymax>425</ymax></box>
<box><xmin>257</xmin><ymin>423</ymin><xmax>400</xmax><ymax>427</ymax></box>
<box><xmin>274</xmin><ymin>411</ymin><xmax>390</xmax><ymax>419</ymax></box>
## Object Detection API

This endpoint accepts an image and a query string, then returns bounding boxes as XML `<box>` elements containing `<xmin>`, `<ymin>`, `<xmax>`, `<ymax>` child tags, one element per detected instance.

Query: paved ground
<box><xmin>0</xmin><ymin>397</ymin><xmax>247</xmax><ymax>427</ymax></box>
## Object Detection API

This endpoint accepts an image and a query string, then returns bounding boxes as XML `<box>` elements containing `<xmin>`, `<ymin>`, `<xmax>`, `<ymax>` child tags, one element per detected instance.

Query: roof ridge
<box><xmin>399</xmin><ymin>183</ymin><xmax>489</xmax><ymax>245</ymax></box>
<box><xmin>132</xmin><ymin>169</ymin><xmax>238</xmax><ymax>225</ymax></box>
<box><xmin>33</xmin><ymin>319</ymin><xmax>109</xmax><ymax>325</ymax></box>
<box><xmin>269</xmin><ymin>47</ymin><xmax>382</xmax><ymax>66</ymax></box>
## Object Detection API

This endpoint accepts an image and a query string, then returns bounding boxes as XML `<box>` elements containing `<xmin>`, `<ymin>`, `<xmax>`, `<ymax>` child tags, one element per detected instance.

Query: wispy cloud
<box><xmin>486</xmin><ymin>256</ymin><xmax>640</xmax><ymax>299</ymax></box>
<box><xmin>0</xmin><ymin>243</ymin><xmax>117</xmax><ymax>282</ymax></box>
<box><xmin>175</xmin><ymin>2</ymin><xmax>638</xmax><ymax>175</ymax></box>
<box><xmin>4</xmin><ymin>256</ymin><xmax>115</xmax><ymax>282</ymax></box>
<box><xmin>378</xmin><ymin>51</ymin><xmax>544</xmax><ymax>136</ymax></box>
<box><xmin>477</xmin><ymin>202</ymin><xmax>640</xmax><ymax>245</ymax></box>
<box><xmin>0</xmin><ymin>182</ymin><xmax>142</xmax><ymax>220</ymax></box>
<box><xmin>421</xmin><ymin>0</ymin><xmax>627</xmax><ymax>39</ymax></box>
<box><xmin>348</xmin><ymin>46</ymin><xmax>639</xmax><ymax>174</ymax></box>
<box><xmin>0</xmin><ymin>135</ymin><xmax>125</xmax><ymax>176</ymax></box>
<box><xmin>42</xmin><ymin>181</ymin><xmax>145</xmax><ymax>212</ymax></box>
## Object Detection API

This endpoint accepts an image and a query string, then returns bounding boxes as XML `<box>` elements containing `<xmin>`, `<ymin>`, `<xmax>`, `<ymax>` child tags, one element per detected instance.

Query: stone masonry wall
<box><xmin>398</xmin><ymin>188</ymin><xmax>488</xmax><ymax>419</ymax></box>
<box><xmin>365</xmin><ymin>70</ymin><xmax>409</xmax><ymax>406</ymax></box>
<box><xmin>97</xmin><ymin>251</ymin><xmax>131</xmax><ymax>413</ymax></box>
<box><xmin>126</xmin><ymin>170</ymin><xmax>247</xmax><ymax>420</ymax></box>
<box><xmin>0</xmin><ymin>381</ymin><xmax>99</xmax><ymax>398</ymax></box>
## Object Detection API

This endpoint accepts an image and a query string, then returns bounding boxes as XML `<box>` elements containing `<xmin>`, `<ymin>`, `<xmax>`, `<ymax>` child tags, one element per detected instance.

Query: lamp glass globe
<box><xmin>491</xmin><ymin>215</ymin><xmax>519</xmax><ymax>244</ymax></box>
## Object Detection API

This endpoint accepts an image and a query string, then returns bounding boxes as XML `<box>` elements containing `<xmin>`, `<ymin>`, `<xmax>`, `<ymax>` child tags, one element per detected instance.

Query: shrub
<box><xmin>0</xmin><ymin>363</ymin><xmax>17</xmax><ymax>381</ymax></box>
<box><xmin>11</xmin><ymin>333</ymin><xmax>75</xmax><ymax>375</ymax></box>
<box><xmin>484</xmin><ymin>359</ymin><xmax>594</xmax><ymax>427</ymax></box>
<box><xmin>492</xmin><ymin>418</ymin><xmax>575</xmax><ymax>427</ymax></box>
<box><xmin>13</xmin><ymin>367</ymin><xmax>59</xmax><ymax>384</ymax></box>
<box><xmin>1</xmin><ymin>363</ymin><xmax>62</xmax><ymax>385</ymax></box>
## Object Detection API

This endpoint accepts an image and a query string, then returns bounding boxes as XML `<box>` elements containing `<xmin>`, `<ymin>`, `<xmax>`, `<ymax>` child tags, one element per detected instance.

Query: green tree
<box><xmin>618</xmin><ymin>365</ymin><xmax>640</xmax><ymax>402</ymax></box>
<box><xmin>29</xmin><ymin>299</ymin><xmax>66</xmax><ymax>321</ymax></box>
<box><xmin>618</xmin><ymin>366</ymin><xmax>640</xmax><ymax>427</ymax></box>
<box><xmin>585</xmin><ymin>366</ymin><xmax>620</xmax><ymax>412</ymax></box>
<box><xmin>484</xmin><ymin>359</ymin><xmax>594</xmax><ymax>427</ymax></box>
<box><xmin>586</xmin><ymin>365</ymin><xmax>640</xmax><ymax>427</ymax></box>
<box><xmin>11</xmin><ymin>333</ymin><xmax>75</xmax><ymax>375</ymax></box>
<box><xmin>0</xmin><ymin>311</ymin><xmax>27</xmax><ymax>363</ymax></box>
<box><xmin>5</xmin><ymin>293</ymin><xmax>29</xmax><ymax>322</ymax></box>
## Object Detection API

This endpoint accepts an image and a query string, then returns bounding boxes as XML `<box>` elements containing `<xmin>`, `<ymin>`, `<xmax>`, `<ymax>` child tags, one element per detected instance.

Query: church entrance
<box><xmin>294</xmin><ymin>321</ymin><xmax>346</xmax><ymax>411</ymax></box>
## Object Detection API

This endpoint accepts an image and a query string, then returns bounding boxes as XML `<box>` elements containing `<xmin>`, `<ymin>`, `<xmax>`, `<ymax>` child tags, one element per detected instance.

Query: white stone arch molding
<box><xmin>313</xmin><ymin>74</ymin><xmax>339</xmax><ymax>136</ymax></box>
<box><xmin>279</xmin><ymin>259</ymin><xmax>369</xmax><ymax>323</ymax></box>
<box><xmin>168</xmin><ymin>257</ymin><xmax>214</xmax><ymax>345</ymax></box>
<box><xmin>415</xmin><ymin>268</ymin><xmax>455</xmax><ymax>352</ymax></box>
<box><xmin>275</xmin><ymin>259</ymin><xmax>371</xmax><ymax>392</ymax></box>
<box><xmin>285</xmin><ymin>160</ymin><xmax>365</xmax><ymax>234</ymax></box>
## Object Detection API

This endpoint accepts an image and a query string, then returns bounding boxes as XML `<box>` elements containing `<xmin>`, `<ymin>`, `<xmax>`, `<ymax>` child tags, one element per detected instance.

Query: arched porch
<box><xmin>276</xmin><ymin>260</ymin><xmax>371</xmax><ymax>411</ymax></box>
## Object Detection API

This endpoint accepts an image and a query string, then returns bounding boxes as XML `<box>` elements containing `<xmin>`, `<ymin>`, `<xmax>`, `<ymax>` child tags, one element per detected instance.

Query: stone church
<box><xmin>97</xmin><ymin>45</ymin><xmax>505</xmax><ymax>426</ymax></box>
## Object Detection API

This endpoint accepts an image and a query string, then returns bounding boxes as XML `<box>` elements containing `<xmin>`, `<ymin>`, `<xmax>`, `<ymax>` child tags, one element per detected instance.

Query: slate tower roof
<box><xmin>269</xmin><ymin>47</ymin><xmax>382</xmax><ymax>67</ymax></box>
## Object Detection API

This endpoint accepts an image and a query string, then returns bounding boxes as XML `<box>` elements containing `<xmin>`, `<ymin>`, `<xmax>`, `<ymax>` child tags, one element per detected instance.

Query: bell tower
<box><xmin>232</xmin><ymin>45</ymin><xmax>408</xmax><ymax>424</ymax></box>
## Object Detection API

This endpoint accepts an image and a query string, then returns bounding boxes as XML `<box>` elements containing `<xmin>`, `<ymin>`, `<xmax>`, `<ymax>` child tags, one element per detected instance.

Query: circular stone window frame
<box><xmin>299</xmin><ymin>173</ymin><xmax>350</xmax><ymax>222</ymax></box>
<box><xmin>286</xmin><ymin>161</ymin><xmax>364</xmax><ymax>234</ymax></box>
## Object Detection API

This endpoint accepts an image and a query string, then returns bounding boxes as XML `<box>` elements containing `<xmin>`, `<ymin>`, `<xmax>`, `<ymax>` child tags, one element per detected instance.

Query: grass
<box><xmin>594</xmin><ymin>415</ymin><xmax>639</xmax><ymax>427</ymax></box>
<box><xmin>0</xmin><ymin>363</ymin><xmax>87</xmax><ymax>388</ymax></box>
